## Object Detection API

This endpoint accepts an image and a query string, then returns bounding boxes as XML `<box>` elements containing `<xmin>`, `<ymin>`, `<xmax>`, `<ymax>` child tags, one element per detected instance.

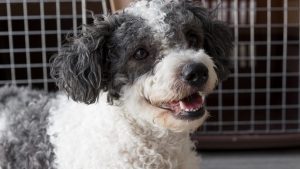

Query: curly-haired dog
<box><xmin>0</xmin><ymin>0</ymin><xmax>232</xmax><ymax>168</ymax></box>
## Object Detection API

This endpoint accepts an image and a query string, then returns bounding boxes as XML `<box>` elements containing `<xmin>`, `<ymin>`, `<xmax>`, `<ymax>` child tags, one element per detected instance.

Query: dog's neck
<box><xmin>123</xmin><ymin>109</ymin><xmax>189</xmax><ymax>141</ymax></box>
<box><xmin>120</xmin><ymin>109</ymin><xmax>197</xmax><ymax>169</ymax></box>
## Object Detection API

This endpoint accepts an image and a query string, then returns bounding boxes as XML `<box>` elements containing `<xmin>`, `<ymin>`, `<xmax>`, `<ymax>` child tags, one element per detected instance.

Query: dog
<box><xmin>0</xmin><ymin>0</ymin><xmax>232</xmax><ymax>168</ymax></box>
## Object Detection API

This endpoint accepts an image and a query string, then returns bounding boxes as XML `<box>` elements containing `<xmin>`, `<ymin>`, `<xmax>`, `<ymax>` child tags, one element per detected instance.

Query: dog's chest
<box><xmin>119</xmin><ymin>129</ymin><xmax>201</xmax><ymax>169</ymax></box>
<box><xmin>48</xmin><ymin>95</ymin><xmax>200</xmax><ymax>169</ymax></box>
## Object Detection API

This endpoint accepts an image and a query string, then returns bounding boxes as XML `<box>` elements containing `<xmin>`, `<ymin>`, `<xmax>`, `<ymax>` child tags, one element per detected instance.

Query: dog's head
<box><xmin>51</xmin><ymin>0</ymin><xmax>232</xmax><ymax>132</ymax></box>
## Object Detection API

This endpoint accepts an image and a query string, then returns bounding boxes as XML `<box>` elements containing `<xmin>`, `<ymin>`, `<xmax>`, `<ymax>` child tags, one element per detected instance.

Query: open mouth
<box><xmin>159</xmin><ymin>93</ymin><xmax>206</xmax><ymax>120</ymax></box>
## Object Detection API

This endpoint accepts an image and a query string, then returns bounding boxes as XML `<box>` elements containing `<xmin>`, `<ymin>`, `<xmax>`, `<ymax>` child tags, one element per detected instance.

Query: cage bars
<box><xmin>0</xmin><ymin>0</ymin><xmax>109</xmax><ymax>88</ymax></box>
<box><xmin>281</xmin><ymin>0</ymin><xmax>288</xmax><ymax>131</ymax></box>
<box><xmin>233</xmin><ymin>0</ymin><xmax>239</xmax><ymax>132</ymax></box>
<box><xmin>56</xmin><ymin>0</ymin><xmax>62</xmax><ymax>49</ymax></box>
<box><xmin>40</xmin><ymin>0</ymin><xmax>48</xmax><ymax>91</ymax></box>
<box><xmin>72</xmin><ymin>0</ymin><xmax>78</xmax><ymax>35</ymax></box>
<box><xmin>298</xmin><ymin>0</ymin><xmax>300</xmax><ymax>132</ymax></box>
<box><xmin>82</xmin><ymin>0</ymin><xmax>87</xmax><ymax>27</ymax></box>
<box><xmin>6</xmin><ymin>0</ymin><xmax>16</xmax><ymax>85</ymax></box>
<box><xmin>23</xmin><ymin>0</ymin><xmax>32</xmax><ymax>88</ymax></box>
<box><xmin>201</xmin><ymin>0</ymin><xmax>300</xmax><ymax>134</ymax></box>
<box><xmin>249</xmin><ymin>0</ymin><xmax>255</xmax><ymax>132</ymax></box>
<box><xmin>266</xmin><ymin>0</ymin><xmax>271</xmax><ymax>132</ymax></box>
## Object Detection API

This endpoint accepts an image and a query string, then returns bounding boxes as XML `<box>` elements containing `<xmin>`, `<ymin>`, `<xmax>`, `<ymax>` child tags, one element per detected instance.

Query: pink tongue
<box><xmin>179</xmin><ymin>93</ymin><xmax>203</xmax><ymax>110</ymax></box>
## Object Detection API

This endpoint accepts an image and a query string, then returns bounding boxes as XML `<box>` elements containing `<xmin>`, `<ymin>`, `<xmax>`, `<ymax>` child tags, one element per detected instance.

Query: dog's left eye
<box><xmin>133</xmin><ymin>48</ymin><xmax>149</xmax><ymax>60</ymax></box>
<box><xmin>186</xmin><ymin>31</ymin><xmax>201</xmax><ymax>49</ymax></box>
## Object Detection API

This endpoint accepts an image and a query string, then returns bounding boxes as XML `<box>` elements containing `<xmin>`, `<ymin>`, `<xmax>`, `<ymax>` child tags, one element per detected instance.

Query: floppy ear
<box><xmin>186</xmin><ymin>2</ymin><xmax>233</xmax><ymax>81</ymax></box>
<box><xmin>51</xmin><ymin>16</ymin><xmax>118</xmax><ymax>104</ymax></box>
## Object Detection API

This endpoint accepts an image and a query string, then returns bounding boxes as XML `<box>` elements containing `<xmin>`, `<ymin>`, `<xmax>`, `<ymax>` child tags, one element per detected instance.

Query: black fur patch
<box><xmin>185</xmin><ymin>2</ymin><xmax>233</xmax><ymax>80</ymax></box>
<box><xmin>106</xmin><ymin>14</ymin><xmax>160</xmax><ymax>102</ymax></box>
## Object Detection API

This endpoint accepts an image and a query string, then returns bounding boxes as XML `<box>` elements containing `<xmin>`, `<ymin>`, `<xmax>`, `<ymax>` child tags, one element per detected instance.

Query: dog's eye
<box><xmin>133</xmin><ymin>48</ymin><xmax>149</xmax><ymax>60</ymax></box>
<box><xmin>186</xmin><ymin>32</ymin><xmax>201</xmax><ymax>49</ymax></box>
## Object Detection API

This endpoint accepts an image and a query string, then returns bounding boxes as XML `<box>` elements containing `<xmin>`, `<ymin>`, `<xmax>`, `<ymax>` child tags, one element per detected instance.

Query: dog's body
<box><xmin>0</xmin><ymin>86</ymin><xmax>199</xmax><ymax>169</ymax></box>
<box><xmin>0</xmin><ymin>0</ymin><xmax>232</xmax><ymax>168</ymax></box>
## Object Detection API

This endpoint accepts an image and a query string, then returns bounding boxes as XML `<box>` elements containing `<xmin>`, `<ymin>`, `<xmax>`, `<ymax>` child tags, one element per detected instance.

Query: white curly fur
<box><xmin>48</xmin><ymin>93</ymin><xmax>202</xmax><ymax>169</ymax></box>
<box><xmin>126</xmin><ymin>0</ymin><xmax>171</xmax><ymax>34</ymax></box>
<box><xmin>0</xmin><ymin>114</ymin><xmax>6</xmax><ymax>140</ymax></box>
<box><xmin>0</xmin><ymin>113</ymin><xmax>7</xmax><ymax>166</ymax></box>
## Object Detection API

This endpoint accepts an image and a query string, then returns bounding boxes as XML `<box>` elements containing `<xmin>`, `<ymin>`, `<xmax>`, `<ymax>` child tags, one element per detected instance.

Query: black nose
<box><xmin>181</xmin><ymin>63</ymin><xmax>208</xmax><ymax>87</ymax></box>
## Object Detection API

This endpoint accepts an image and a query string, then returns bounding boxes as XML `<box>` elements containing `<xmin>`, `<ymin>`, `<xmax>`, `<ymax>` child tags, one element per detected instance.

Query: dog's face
<box><xmin>51</xmin><ymin>0</ymin><xmax>232</xmax><ymax>132</ymax></box>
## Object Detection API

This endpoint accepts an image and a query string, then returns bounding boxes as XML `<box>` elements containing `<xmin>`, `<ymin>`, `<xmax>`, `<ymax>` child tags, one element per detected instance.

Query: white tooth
<box><xmin>202</xmin><ymin>96</ymin><xmax>205</xmax><ymax>102</ymax></box>
<box><xmin>179</xmin><ymin>102</ymin><xmax>185</xmax><ymax>110</ymax></box>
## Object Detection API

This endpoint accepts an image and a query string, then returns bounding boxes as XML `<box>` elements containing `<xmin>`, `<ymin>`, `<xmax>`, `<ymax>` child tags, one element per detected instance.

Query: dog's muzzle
<box><xmin>156</xmin><ymin>62</ymin><xmax>209</xmax><ymax>121</ymax></box>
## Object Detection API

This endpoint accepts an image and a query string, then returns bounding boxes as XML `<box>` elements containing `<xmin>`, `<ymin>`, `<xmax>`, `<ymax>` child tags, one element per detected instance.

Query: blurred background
<box><xmin>0</xmin><ymin>0</ymin><xmax>299</xmax><ymax>162</ymax></box>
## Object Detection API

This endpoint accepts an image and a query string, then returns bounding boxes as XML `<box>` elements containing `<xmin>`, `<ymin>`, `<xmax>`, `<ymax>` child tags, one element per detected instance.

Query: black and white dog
<box><xmin>0</xmin><ymin>0</ymin><xmax>232</xmax><ymax>168</ymax></box>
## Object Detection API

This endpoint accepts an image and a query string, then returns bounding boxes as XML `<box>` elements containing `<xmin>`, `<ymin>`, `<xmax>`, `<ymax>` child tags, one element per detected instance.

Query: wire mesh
<box><xmin>0</xmin><ymin>0</ymin><xmax>299</xmax><ymax>135</ymax></box>
<box><xmin>0</xmin><ymin>0</ymin><xmax>108</xmax><ymax>90</ymax></box>
<box><xmin>201</xmin><ymin>0</ymin><xmax>300</xmax><ymax>135</ymax></box>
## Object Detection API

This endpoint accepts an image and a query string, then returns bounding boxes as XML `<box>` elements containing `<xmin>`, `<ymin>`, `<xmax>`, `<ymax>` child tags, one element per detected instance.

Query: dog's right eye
<box><xmin>133</xmin><ymin>48</ymin><xmax>149</xmax><ymax>60</ymax></box>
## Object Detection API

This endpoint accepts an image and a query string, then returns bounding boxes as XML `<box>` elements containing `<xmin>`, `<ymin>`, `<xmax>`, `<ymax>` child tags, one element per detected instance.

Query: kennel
<box><xmin>0</xmin><ymin>0</ymin><xmax>299</xmax><ymax>149</ymax></box>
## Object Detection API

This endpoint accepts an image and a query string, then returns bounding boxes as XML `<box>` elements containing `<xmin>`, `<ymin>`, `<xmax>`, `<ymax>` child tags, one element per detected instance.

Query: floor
<box><xmin>201</xmin><ymin>149</ymin><xmax>300</xmax><ymax>169</ymax></box>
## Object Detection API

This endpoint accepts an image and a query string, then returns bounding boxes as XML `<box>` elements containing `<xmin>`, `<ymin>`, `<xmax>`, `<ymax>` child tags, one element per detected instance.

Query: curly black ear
<box><xmin>186</xmin><ymin>2</ymin><xmax>233</xmax><ymax>81</ymax></box>
<box><xmin>51</xmin><ymin>16</ymin><xmax>118</xmax><ymax>104</ymax></box>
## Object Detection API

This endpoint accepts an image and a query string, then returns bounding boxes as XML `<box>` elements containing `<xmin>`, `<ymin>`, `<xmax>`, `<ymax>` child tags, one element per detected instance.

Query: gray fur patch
<box><xmin>0</xmin><ymin>86</ymin><xmax>56</xmax><ymax>169</ymax></box>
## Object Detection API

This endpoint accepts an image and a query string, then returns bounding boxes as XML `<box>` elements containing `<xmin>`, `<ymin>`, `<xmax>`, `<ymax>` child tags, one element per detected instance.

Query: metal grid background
<box><xmin>202</xmin><ymin>0</ymin><xmax>300</xmax><ymax>135</ymax></box>
<box><xmin>0</xmin><ymin>0</ymin><xmax>108</xmax><ymax>90</ymax></box>
<box><xmin>0</xmin><ymin>0</ymin><xmax>299</xmax><ymax>137</ymax></box>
